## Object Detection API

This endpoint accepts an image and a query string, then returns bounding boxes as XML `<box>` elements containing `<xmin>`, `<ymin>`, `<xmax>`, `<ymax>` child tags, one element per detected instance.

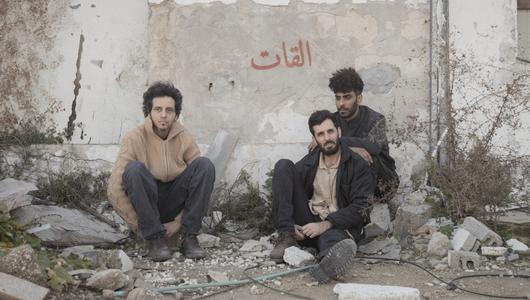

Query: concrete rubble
<box><xmin>283</xmin><ymin>246</ymin><xmax>315</xmax><ymax>267</ymax></box>
<box><xmin>0</xmin><ymin>244</ymin><xmax>47</xmax><ymax>285</ymax></box>
<box><xmin>333</xmin><ymin>283</ymin><xmax>421</xmax><ymax>300</ymax></box>
<box><xmin>427</xmin><ymin>232</ymin><xmax>450</xmax><ymax>258</ymax></box>
<box><xmin>365</xmin><ymin>203</ymin><xmax>393</xmax><ymax>238</ymax></box>
<box><xmin>0</xmin><ymin>272</ymin><xmax>49</xmax><ymax>300</ymax></box>
<box><xmin>86</xmin><ymin>269</ymin><xmax>130</xmax><ymax>291</ymax></box>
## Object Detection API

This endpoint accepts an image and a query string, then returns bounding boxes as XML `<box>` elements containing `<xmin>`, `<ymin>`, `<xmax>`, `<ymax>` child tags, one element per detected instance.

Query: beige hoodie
<box><xmin>107</xmin><ymin>117</ymin><xmax>200</xmax><ymax>232</ymax></box>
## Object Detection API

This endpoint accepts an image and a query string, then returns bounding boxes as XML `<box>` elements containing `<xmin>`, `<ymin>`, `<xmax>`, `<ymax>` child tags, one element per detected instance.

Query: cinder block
<box><xmin>0</xmin><ymin>272</ymin><xmax>49</xmax><ymax>300</ymax></box>
<box><xmin>481</xmin><ymin>247</ymin><xmax>507</xmax><ymax>256</ymax></box>
<box><xmin>462</xmin><ymin>217</ymin><xmax>502</xmax><ymax>246</ymax></box>
<box><xmin>452</xmin><ymin>228</ymin><xmax>477</xmax><ymax>251</ymax></box>
<box><xmin>333</xmin><ymin>283</ymin><xmax>420</xmax><ymax>300</ymax></box>
<box><xmin>448</xmin><ymin>250</ymin><xmax>480</xmax><ymax>270</ymax></box>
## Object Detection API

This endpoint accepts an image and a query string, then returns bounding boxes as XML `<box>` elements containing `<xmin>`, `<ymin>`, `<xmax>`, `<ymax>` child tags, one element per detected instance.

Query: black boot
<box><xmin>146</xmin><ymin>235</ymin><xmax>172</xmax><ymax>262</ymax></box>
<box><xmin>181</xmin><ymin>234</ymin><xmax>206</xmax><ymax>259</ymax></box>
<box><xmin>309</xmin><ymin>239</ymin><xmax>357</xmax><ymax>283</ymax></box>
<box><xmin>270</xmin><ymin>231</ymin><xmax>298</xmax><ymax>263</ymax></box>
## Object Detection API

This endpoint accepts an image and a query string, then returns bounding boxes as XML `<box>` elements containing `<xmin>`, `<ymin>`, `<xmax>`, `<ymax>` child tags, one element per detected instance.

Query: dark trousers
<box><xmin>122</xmin><ymin>157</ymin><xmax>215</xmax><ymax>240</ymax></box>
<box><xmin>272</xmin><ymin>159</ymin><xmax>350</xmax><ymax>258</ymax></box>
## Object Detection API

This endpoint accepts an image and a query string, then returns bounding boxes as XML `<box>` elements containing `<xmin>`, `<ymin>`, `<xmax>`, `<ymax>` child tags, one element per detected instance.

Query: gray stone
<box><xmin>481</xmin><ymin>247</ymin><xmax>508</xmax><ymax>256</ymax></box>
<box><xmin>202</xmin><ymin>210</ymin><xmax>223</xmax><ymax>230</ymax></box>
<box><xmin>393</xmin><ymin>203</ymin><xmax>432</xmax><ymax>238</ymax></box>
<box><xmin>13</xmin><ymin>205</ymin><xmax>127</xmax><ymax>247</ymax></box>
<box><xmin>0</xmin><ymin>272</ymin><xmax>49</xmax><ymax>300</ymax></box>
<box><xmin>448</xmin><ymin>250</ymin><xmax>480</xmax><ymax>270</ymax></box>
<box><xmin>506</xmin><ymin>238</ymin><xmax>529</xmax><ymax>253</ymax></box>
<box><xmin>239</xmin><ymin>239</ymin><xmax>264</xmax><ymax>252</ymax></box>
<box><xmin>0</xmin><ymin>244</ymin><xmax>47</xmax><ymax>285</ymax></box>
<box><xmin>365</xmin><ymin>203</ymin><xmax>393</xmax><ymax>238</ymax></box>
<box><xmin>60</xmin><ymin>245</ymin><xmax>96</xmax><ymax>258</ymax></box>
<box><xmin>506</xmin><ymin>253</ymin><xmax>519</xmax><ymax>262</ymax></box>
<box><xmin>283</xmin><ymin>246</ymin><xmax>315</xmax><ymax>267</ymax></box>
<box><xmin>333</xmin><ymin>283</ymin><xmax>420</xmax><ymax>300</ymax></box>
<box><xmin>462</xmin><ymin>217</ymin><xmax>503</xmax><ymax>246</ymax></box>
<box><xmin>87</xmin><ymin>269</ymin><xmax>129</xmax><ymax>291</ymax></box>
<box><xmin>197</xmin><ymin>233</ymin><xmax>220</xmax><ymax>248</ymax></box>
<box><xmin>0</xmin><ymin>178</ymin><xmax>37</xmax><ymax>213</ymax></box>
<box><xmin>207</xmin><ymin>270</ymin><xmax>229</xmax><ymax>282</ymax></box>
<box><xmin>427</xmin><ymin>232</ymin><xmax>450</xmax><ymax>257</ymax></box>
<box><xmin>452</xmin><ymin>228</ymin><xmax>478</xmax><ymax>251</ymax></box>
<box><xmin>101</xmin><ymin>249</ymin><xmax>134</xmax><ymax>272</ymax></box>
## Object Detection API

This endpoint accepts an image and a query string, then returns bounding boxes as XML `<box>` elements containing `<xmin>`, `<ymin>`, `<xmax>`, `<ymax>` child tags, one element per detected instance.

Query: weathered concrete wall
<box><xmin>148</xmin><ymin>0</ymin><xmax>431</xmax><ymax>186</ymax></box>
<box><xmin>0</xmin><ymin>0</ymin><xmax>149</xmax><ymax>144</ymax></box>
<box><xmin>449</xmin><ymin>0</ymin><xmax>530</xmax><ymax>160</ymax></box>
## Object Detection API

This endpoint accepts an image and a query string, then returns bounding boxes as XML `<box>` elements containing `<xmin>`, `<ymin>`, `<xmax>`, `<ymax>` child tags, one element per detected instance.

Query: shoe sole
<box><xmin>309</xmin><ymin>239</ymin><xmax>357</xmax><ymax>283</ymax></box>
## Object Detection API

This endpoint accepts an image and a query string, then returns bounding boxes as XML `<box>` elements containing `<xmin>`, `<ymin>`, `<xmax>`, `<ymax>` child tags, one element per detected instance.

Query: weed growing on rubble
<box><xmin>210</xmin><ymin>169</ymin><xmax>274</xmax><ymax>234</ymax></box>
<box><xmin>0</xmin><ymin>214</ymin><xmax>41</xmax><ymax>252</ymax></box>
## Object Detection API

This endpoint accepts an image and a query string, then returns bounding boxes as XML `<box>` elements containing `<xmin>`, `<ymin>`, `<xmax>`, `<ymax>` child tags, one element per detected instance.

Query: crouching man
<box><xmin>270</xmin><ymin>110</ymin><xmax>375</xmax><ymax>282</ymax></box>
<box><xmin>108</xmin><ymin>82</ymin><xmax>215</xmax><ymax>261</ymax></box>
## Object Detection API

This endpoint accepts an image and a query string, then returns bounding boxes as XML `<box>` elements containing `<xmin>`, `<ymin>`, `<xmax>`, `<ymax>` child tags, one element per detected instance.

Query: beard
<box><xmin>338</xmin><ymin>103</ymin><xmax>359</xmax><ymax>120</ymax></box>
<box><xmin>320</xmin><ymin>140</ymin><xmax>340</xmax><ymax>155</ymax></box>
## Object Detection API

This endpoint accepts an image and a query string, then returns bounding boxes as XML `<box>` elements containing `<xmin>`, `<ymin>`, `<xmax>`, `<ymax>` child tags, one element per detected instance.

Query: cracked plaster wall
<box><xmin>149</xmin><ymin>0</ymin><xmax>430</xmax><ymax>186</ymax></box>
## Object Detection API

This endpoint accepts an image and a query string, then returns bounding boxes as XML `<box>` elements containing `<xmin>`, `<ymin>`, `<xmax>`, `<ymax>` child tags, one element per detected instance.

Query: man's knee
<box><xmin>192</xmin><ymin>157</ymin><xmax>215</xmax><ymax>177</ymax></box>
<box><xmin>123</xmin><ymin>161</ymin><xmax>148</xmax><ymax>181</ymax></box>
<box><xmin>274</xmin><ymin>159</ymin><xmax>295</xmax><ymax>173</ymax></box>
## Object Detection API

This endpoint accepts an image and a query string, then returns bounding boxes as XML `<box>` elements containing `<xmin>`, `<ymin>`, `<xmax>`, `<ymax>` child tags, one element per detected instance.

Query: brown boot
<box><xmin>270</xmin><ymin>231</ymin><xmax>298</xmax><ymax>263</ymax></box>
<box><xmin>181</xmin><ymin>234</ymin><xmax>206</xmax><ymax>259</ymax></box>
<box><xmin>146</xmin><ymin>236</ymin><xmax>173</xmax><ymax>262</ymax></box>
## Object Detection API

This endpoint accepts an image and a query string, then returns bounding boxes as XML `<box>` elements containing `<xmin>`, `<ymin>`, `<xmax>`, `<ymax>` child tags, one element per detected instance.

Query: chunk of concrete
<box><xmin>427</xmin><ymin>232</ymin><xmax>450</xmax><ymax>257</ymax></box>
<box><xmin>0</xmin><ymin>244</ymin><xmax>47</xmax><ymax>285</ymax></box>
<box><xmin>207</xmin><ymin>270</ymin><xmax>229</xmax><ymax>283</ymax></box>
<box><xmin>452</xmin><ymin>228</ymin><xmax>478</xmax><ymax>251</ymax></box>
<box><xmin>0</xmin><ymin>272</ymin><xmax>49</xmax><ymax>300</ymax></box>
<box><xmin>283</xmin><ymin>246</ymin><xmax>315</xmax><ymax>267</ymax></box>
<box><xmin>481</xmin><ymin>247</ymin><xmax>508</xmax><ymax>257</ymax></box>
<box><xmin>86</xmin><ymin>269</ymin><xmax>129</xmax><ymax>291</ymax></box>
<box><xmin>506</xmin><ymin>238</ymin><xmax>529</xmax><ymax>253</ymax></box>
<box><xmin>333</xmin><ymin>283</ymin><xmax>420</xmax><ymax>300</ymax></box>
<box><xmin>197</xmin><ymin>233</ymin><xmax>220</xmax><ymax>248</ymax></box>
<box><xmin>393</xmin><ymin>203</ymin><xmax>432</xmax><ymax>238</ymax></box>
<box><xmin>13</xmin><ymin>205</ymin><xmax>127</xmax><ymax>247</ymax></box>
<box><xmin>0</xmin><ymin>178</ymin><xmax>37</xmax><ymax>213</ymax></box>
<box><xmin>239</xmin><ymin>239</ymin><xmax>264</xmax><ymax>252</ymax></box>
<box><xmin>448</xmin><ymin>250</ymin><xmax>480</xmax><ymax>270</ymax></box>
<box><xmin>462</xmin><ymin>217</ymin><xmax>503</xmax><ymax>246</ymax></box>
<box><xmin>365</xmin><ymin>203</ymin><xmax>393</xmax><ymax>238</ymax></box>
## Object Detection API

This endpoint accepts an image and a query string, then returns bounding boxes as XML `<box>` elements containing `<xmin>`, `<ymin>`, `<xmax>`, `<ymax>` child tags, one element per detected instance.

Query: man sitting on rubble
<box><xmin>270</xmin><ymin>110</ymin><xmax>376</xmax><ymax>282</ymax></box>
<box><xmin>108</xmin><ymin>81</ymin><xmax>215</xmax><ymax>261</ymax></box>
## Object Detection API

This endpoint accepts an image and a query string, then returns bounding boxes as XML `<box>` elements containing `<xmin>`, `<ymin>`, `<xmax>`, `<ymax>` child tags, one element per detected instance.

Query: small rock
<box><xmin>207</xmin><ymin>270</ymin><xmax>229</xmax><ymax>282</ymax></box>
<box><xmin>506</xmin><ymin>253</ymin><xmax>519</xmax><ymax>262</ymax></box>
<box><xmin>197</xmin><ymin>233</ymin><xmax>220</xmax><ymax>248</ymax></box>
<box><xmin>102</xmin><ymin>289</ymin><xmax>115</xmax><ymax>299</ymax></box>
<box><xmin>427</xmin><ymin>232</ymin><xmax>450</xmax><ymax>257</ymax></box>
<box><xmin>481</xmin><ymin>247</ymin><xmax>508</xmax><ymax>257</ymax></box>
<box><xmin>239</xmin><ymin>240</ymin><xmax>263</xmax><ymax>252</ymax></box>
<box><xmin>87</xmin><ymin>269</ymin><xmax>129</xmax><ymax>291</ymax></box>
<box><xmin>283</xmin><ymin>247</ymin><xmax>315</xmax><ymax>267</ymax></box>
<box><xmin>249</xmin><ymin>285</ymin><xmax>264</xmax><ymax>295</ymax></box>
<box><xmin>506</xmin><ymin>239</ymin><xmax>529</xmax><ymax>253</ymax></box>
<box><xmin>0</xmin><ymin>244</ymin><xmax>47</xmax><ymax>285</ymax></box>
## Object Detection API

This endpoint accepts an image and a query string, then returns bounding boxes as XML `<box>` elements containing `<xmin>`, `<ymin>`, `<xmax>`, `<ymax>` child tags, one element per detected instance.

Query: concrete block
<box><xmin>393</xmin><ymin>203</ymin><xmax>432</xmax><ymax>238</ymax></box>
<box><xmin>452</xmin><ymin>228</ymin><xmax>477</xmax><ymax>251</ymax></box>
<box><xmin>333</xmin><ymin>283</ymin><xmax>420</xmax><ymax>300</ymax></box>
<box><xmin>462</xmin><ymin>217</ymin><xmax>503</xmax><ymax>246</ymax></box>
<box><xmin>448</xmin><ymin>250</ymin><xmax>480</xmax><ymax>270</ymax></box>
<box><xmin>481</xmin><ymin>246</ymin><xmax>508</xmax><ymax>256</ymax></box>
<box><xmin>506</xmin><ymin>239</ymin><xmax>529</xmax><ymax>253</ymax></box>
<box><xmin>0</xmin><ymin>272</ymin><xmax>49</xmax><ymax>300</ymax></box>
<box><xmin>427</xmin><ymin>232</ymin><xmax>450</xmax><ymax>257</ymax></box>
<box><xmin>283</xmin><ymin>246</ymin><xmax>315</xmax><ymax>267</ymax></box>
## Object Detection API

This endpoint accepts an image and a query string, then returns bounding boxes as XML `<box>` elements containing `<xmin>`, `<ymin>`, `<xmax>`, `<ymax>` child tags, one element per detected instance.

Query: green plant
<box><xmin>211</xmin><ymin>169</ymin><xmax>274</xmax><ymax>234</ymax></box>
<box><xmin>0</xmin><ymin>213</ymin><xmax>41</xmax><ymax>249</ymax></box>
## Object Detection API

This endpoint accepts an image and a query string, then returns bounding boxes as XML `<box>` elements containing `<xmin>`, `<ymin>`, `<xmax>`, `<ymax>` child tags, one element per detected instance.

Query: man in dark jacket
<box><xmin>270</xmin><ymin>110</ymin><xmax>376</xmax><ymax>282</ymax></box>
<box><xmin>328</xmin><ymin>67</ymin><xmax>399</xmax><ymax>203</ymax></box>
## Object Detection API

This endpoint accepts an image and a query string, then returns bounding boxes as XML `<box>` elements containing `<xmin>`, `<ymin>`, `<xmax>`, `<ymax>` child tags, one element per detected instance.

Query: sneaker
<box><xmin>309</xmin><ymin>239</ymin><xmax>357</xmax><ymax>283</ymax></box>
<box><xmin>270</xmin><ymin>231</ymin><xmax>298</xmax><ymax>263</ymax></box>
<box><xmin>146</xmin><ymin>236</ymin><xmax>173</xmax><ymax>262</ymax></box>
<box><xmin>181</xmin><ymin>234</ymin><xmax>206</xmax><ymax>259</ymax></box>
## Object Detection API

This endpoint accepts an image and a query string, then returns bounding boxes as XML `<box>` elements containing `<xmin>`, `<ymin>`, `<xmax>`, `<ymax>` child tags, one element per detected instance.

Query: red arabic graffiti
<box><xmin>251</xmin><ymin>40</ymin><xmax>312</xmax><ymax>71</ymax></box>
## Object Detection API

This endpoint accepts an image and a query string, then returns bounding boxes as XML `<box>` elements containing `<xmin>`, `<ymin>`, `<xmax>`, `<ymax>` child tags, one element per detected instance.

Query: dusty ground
<box><xmin>51</xmin><ymin>237</ymin><xmax>530</xmax><ymax>300</ymax></box>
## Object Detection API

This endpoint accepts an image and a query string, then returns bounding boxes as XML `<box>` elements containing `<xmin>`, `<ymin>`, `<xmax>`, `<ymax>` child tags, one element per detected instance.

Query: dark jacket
<box><xmin>295</xmin><ymin>143</ymin><xmax>376</xmax><ymax>240</ymax></box>
<box><xmin>335</xmin><ymin>106</ymin><xmax>399</xmax><ymax>200</ymax></box>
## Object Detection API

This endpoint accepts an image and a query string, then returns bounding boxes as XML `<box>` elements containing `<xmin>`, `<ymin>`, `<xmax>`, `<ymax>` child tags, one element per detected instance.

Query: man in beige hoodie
<box><xmin>108</xmin><ymin>81</ymin><xmax>215</xmax><ymax>261</ymax></box>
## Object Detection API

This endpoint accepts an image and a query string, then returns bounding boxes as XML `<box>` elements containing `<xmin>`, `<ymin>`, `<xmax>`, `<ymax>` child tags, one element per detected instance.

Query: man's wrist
<box><xmin>322</xmin><ymin>220</ymin><xmax>332</xmax><ymax>231</ymax></box>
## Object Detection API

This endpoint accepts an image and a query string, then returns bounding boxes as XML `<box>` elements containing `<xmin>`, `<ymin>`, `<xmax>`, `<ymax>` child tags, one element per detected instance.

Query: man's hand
<box><xmin>350</xmin><ymin>147</ymin><xmax>373</xmax><ymax>165</ymax></box>
<box><xmin>301</xmin><ymin>221</ymin><xmax>332</xmax><ymax>239</ymax></box>
<box><xmin>307</xmin><ymin>137</ymin><xmax>317</xmax><ymax>152</ymax></box>
<box><xmin>294</xmin><ymin>225</ymin><xmax>306</xmax><ymax>241</ymax></box>
<box><xmin>163</xmin><ymin>212</ymin><xmax>183</xmax><ymax>237</ymax></box>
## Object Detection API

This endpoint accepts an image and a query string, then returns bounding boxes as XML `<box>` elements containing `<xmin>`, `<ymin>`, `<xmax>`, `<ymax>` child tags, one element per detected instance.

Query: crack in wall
<box><xmin>65</xmin><ymin>34</ymin><xmax>84</xmax><ymax>141</ymax></box>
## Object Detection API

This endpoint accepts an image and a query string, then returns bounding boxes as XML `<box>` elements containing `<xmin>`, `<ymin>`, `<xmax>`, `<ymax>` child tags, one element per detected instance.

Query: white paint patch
<box><xmin>257</xmin><ymin>101</ymin><xmax>309</xmax><ymax>144</ymax></box>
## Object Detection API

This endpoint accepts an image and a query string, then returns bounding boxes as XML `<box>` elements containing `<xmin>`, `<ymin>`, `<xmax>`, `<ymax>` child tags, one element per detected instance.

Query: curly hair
<box><xmin>308</xmin><ymin>110</ymin><xmax>339</xmax><ymax>136</ymax></box>
<box><xmin>142</xmin><ymin>81</ymin><xmax>183</xmax><ymax>117</ymax></box>
<box><xmin>328</xmin><ymin>67</ymin><xmax>364</xmax><ymax>95</ymax></box>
